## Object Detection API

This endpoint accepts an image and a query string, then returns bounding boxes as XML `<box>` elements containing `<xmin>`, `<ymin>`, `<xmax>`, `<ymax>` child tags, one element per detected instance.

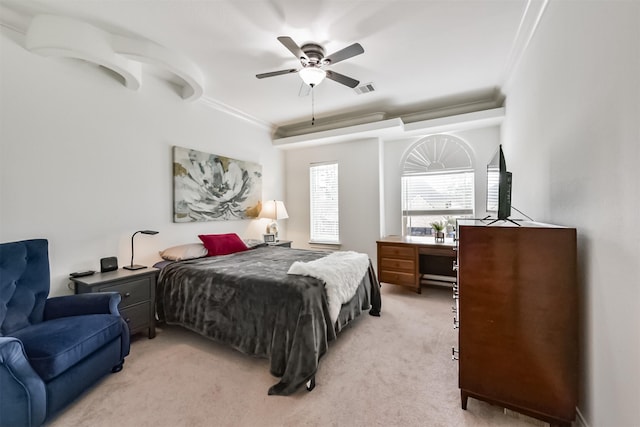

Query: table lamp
<box><xmin>258</xmin><ymin>200</ymin><xmax>289</xmax><ymax>241</ymax></box>
<box><xmin>124</xmin><ymin>230</ymin><xmax>159</xmax><ymax>270</ymax></box>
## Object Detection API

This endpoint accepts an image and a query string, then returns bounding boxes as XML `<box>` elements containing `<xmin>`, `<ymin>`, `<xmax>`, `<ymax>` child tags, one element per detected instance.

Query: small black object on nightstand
<box><xmin>69</xmin><ymin>270</ymin><xmax>95</xmax><ymax>278</ymax></box>
<box><xmin>100</xmin><ymin>256</ymin><xmax>118</xmax><ymax>272</ymax></box>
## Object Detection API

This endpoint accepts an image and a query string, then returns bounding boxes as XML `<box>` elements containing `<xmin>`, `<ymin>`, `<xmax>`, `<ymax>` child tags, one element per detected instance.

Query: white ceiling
<box><xmin>1</xmin><ymin>0</ymin><xmax>541</xmax><ymax>133</ymax></box>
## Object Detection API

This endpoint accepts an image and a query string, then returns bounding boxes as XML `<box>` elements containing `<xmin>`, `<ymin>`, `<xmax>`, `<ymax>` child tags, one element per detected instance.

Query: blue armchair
<box><xmin>0</xmin><ymin>239</ymin><xmax>130</xmax><ymax>427</ymax></box>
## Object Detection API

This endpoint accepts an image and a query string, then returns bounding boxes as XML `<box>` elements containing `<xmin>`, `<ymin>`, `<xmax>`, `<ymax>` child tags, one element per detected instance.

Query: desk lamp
<box><xmin>124</xmin><ymin>230</ymin><xmax>159</xmax><ymax>270</ymax></box>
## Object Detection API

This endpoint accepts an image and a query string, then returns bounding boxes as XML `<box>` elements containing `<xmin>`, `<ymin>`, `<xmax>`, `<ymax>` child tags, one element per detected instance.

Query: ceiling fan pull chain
<box><xmin>311</xmin><ymin>85</ymin><xmax>315</xmax><ymax>125</ymax></box>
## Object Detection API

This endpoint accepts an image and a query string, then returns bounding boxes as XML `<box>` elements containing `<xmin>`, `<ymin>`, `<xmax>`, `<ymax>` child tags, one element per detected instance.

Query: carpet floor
<box><xmin>46</xmin><ymin>284</ymin><xmax>545</xmax><ymax>427</ymax></box>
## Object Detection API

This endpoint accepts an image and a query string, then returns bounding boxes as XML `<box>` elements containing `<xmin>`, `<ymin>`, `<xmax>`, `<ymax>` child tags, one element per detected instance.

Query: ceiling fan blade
<box><xmin>323</xmin><ymin>43</ymin><xmax>364</xmax><ymax>65</ymax></box>
<box><xmin>256</xmin><ymin>69</ymin><xmax>298</xmax><ymax>79</ymax></box>
<box><xmin>298</xmin><ymin>82</ymin><xmax>311</xmax><ymax>97</ymax></box>
<box><xmin>277</xmin><ymin>36</ymin><xmax>309</xmax><ymax>63</ymax></box>
<box><xmin>325</xmin><ymin>70</ymin><xmax>360</xmax><ymax>88</ymax></box>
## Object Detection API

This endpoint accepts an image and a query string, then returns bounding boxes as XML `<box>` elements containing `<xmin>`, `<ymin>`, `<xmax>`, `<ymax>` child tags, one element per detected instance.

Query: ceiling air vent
<box><xmin>354</xmin><ymin>82</ymin><xmax>375</xmax><ymax>95</ymax></box>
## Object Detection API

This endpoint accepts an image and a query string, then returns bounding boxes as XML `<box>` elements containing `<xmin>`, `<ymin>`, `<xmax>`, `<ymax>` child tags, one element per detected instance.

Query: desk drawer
<box><xmin>419</xmin><ymin>246</ymin><xmax>456</xmax><ymax>257</ymax></box>
<box><xmin>120</xmin><ymin>302</ymin><xmax>150</xmax><ymax>332</ymax></box>
<box><xmin>99</xmin><ymin>278</ymin><xmax>151</xmax><ymax>308</ymax></box>
<box><xmin>380</xmin><ymin>270</ymin><xmax>416</xmax><ymax>286</ymax></box>
<box><xmin>379</xmin><ymin>244</ymin><xmax>415</xmax><ymax>259</ymax></box>
<box><xmin>380</xmin><ymin>257</ymin><xmax>415</xmax><ymax>272</ymax></box>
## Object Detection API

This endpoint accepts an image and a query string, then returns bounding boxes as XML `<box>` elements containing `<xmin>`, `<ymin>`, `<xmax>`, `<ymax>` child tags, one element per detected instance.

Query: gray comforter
<box><xmin>156</xmin><ymin>245</ymin><xmax>381</xmax><ymax>395</ymax></box>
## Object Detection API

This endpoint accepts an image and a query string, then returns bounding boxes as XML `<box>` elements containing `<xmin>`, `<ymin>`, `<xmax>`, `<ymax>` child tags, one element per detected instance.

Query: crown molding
<box><xmin>199</xmin><ymin>96</ymin><xmax>274</xmax><ymax>132</ymax></box>
<box><xmin>272</xmin><ymin>108</ymin><xmax>505</xmax><ymax>149</ymax></box>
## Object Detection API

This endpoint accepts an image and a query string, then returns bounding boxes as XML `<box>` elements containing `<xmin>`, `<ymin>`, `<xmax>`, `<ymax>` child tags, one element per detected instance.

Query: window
<box><xmin>401</xmin><ymin>135</ymin><xmax>474</xmax><ymax>236</ymax></box>
<box><xmin>310</xmin><ymin>162</ymin><xmax>339</xmax><ymax>244</ymax></box>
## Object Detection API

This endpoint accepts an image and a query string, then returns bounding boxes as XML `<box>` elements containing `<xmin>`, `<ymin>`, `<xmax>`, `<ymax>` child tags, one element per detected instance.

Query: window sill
<box><xmin>309</xmin><ymin>240</ymin><xmax>342</xmax><ymax>249</ymax></box>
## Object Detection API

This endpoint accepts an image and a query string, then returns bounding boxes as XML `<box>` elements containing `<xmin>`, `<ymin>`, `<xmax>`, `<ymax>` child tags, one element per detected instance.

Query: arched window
<box><xmin>401</xmin><ymin>134</ymin><xmax>474</xmax><ymax>236</ymax></box>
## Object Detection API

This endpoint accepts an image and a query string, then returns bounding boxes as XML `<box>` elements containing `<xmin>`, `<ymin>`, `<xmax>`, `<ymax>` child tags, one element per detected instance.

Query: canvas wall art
<box><xmin>173</xmin><ymin>146</ymin><xmax>262</xmax><ymax>222</ymax></box>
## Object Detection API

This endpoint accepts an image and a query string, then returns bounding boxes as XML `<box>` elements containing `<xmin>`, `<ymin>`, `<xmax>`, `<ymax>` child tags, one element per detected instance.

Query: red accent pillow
<box><xmin>198</xmin><ymin>233</ymin><xmax>249</xmax><ymax>256</ymax></box>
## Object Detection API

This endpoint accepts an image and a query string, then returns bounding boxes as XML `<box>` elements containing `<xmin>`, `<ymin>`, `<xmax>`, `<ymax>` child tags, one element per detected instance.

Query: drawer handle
<box><xmin>122</xmin><ymin>292</ymin><xmax>131</xmax><ymax>298</ymax></box>
<box><xmin>125</xmin><ymin>318</ymin><xmax>131</xmax><ymax>323</ymax></box>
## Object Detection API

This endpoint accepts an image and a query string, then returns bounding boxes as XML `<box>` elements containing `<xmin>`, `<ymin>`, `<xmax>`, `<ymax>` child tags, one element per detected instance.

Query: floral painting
<box><xmin>173</xmin><ymin>146</ymin><xmax>262</xmax><ymax>222</ymax></box>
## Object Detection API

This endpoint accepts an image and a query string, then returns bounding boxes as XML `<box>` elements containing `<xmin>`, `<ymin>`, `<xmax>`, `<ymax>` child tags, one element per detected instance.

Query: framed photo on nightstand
<box><xmin>263</xmin><ymin>234</ymin><xmax>276</xmax><ymax>244</ymax></box>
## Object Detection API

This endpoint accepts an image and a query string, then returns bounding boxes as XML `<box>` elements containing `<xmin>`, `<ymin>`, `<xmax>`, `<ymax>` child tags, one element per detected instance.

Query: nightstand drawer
<box><xmin>120</xmin><ymin>302</ymin><xmax>151</xmax><ymax>332</ymax></box>
<box><xmin>99</xmin><ymin>278</ymin><xmax>151</xmax><ymax>307</ymax></box>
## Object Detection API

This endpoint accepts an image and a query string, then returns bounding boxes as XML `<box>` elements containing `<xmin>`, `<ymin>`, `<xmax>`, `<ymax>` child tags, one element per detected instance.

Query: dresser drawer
<box><xmin>380</xmin><ymin>270</ymin><xmax>416</xmax><ymax>286</ymax></box>
<box><xmin>99</xmin><ymin>278</ymin><xmax>151</xmax><ymax>308</ymax></box>
<box><xmin>380</xmin><ymin>257</ymin><xmax>415</xmax><ymax>272</ymax></box>
<box><xmin>379</xmin><ymin>244</ymin><xmax>415</xmax><ymax>259</ymax></box>
<box><xmin>120</xmin><ymin>302</ymin><xmax>151</xmax><ymax>332</ymax></box>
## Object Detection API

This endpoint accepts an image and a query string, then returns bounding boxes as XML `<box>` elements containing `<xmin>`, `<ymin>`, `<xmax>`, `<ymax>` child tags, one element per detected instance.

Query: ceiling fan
<box><xmin>256</xmin><ymin>36</ymin><xmax>364</xmax><ymax>90</ymax></box>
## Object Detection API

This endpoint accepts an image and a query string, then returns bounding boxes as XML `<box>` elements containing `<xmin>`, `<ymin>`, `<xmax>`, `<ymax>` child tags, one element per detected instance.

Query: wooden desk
<box><xmin>376</xmin><ymin>236</ymin><xmax>456</xmax><ymax>293</ymax></box>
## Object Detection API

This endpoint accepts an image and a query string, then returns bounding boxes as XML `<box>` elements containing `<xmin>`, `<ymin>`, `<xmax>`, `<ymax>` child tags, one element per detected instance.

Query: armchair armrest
<box><xmin>0</xmin><ymin>337</ymin><xmax>46</xmax><ymax>427</ymax></box>
<box><xmin>43</xmin><ymin>292</ymin><xmax>122</xmax><ymax>320</ymax></box>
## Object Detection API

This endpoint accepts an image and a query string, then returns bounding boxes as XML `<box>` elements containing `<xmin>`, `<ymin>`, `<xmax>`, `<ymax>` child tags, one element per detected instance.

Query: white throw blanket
<box><xmin>287</xmin><ymin>251</ymin><xmax>370</xmax><ymax>324</ymax></box>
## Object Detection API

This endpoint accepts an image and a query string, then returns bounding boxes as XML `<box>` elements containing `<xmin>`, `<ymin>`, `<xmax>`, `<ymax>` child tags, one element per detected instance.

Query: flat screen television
<box><xmin>486</xmin><ymin>145</ymin><xmax>512</xmax><ymax>220</ymax></box>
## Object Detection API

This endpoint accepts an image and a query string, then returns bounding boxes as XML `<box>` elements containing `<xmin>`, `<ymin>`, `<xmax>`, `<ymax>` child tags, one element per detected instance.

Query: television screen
<box><xmin>486</xmin><ymin>145</ymin><xmax>512</xmax><ymax>220</ymax></box>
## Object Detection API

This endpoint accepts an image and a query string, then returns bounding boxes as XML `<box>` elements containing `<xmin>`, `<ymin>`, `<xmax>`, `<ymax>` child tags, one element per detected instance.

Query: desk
<box><xmin>376</xmin><ymin>236</ymin><xmax>456</xmax><ymax>293</ymax></box>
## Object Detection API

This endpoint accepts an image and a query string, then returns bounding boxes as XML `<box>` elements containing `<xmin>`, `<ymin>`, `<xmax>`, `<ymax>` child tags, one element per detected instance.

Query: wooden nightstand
<box><xmin>273</xmin><ymin>240</ymin><xmax>292</xmax><ymax>248</ymax></box>
<box><xmin>71</xmin><ymin>268</ymin><xmax>158</xmax><ymax>339</ymax></box>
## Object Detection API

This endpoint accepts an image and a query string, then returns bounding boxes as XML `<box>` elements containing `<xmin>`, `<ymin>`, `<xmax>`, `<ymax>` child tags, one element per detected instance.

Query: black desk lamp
<box><xmin>124</xmin><ymin>230</ymin><xmax>159</xmax><ymax>270</ymax></box>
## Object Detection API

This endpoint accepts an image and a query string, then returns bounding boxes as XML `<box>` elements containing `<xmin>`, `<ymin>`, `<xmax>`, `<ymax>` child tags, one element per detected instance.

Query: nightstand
<box><xmin>71</xmin><ymin>268</ymin><xmax>158</xmax><ymax>339</ymax></box>
<box><xmin>273</xmin><ymin>240</ymin><xmax>292</xmax><ymax>248</ymax></box>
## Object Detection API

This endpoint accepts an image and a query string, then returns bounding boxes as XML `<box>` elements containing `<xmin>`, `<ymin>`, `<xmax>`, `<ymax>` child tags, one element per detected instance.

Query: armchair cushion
<box><xmin>12</xmin><ymin>313</ymin><xmax>124</xmax><ymax>381</ymax></box>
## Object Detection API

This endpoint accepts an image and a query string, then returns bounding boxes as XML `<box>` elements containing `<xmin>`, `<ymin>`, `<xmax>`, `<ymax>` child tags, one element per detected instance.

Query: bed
<box><xmin>155</xmin><ymin>244</ymin><xmax>381</xmax><ymax>395</ymax></box>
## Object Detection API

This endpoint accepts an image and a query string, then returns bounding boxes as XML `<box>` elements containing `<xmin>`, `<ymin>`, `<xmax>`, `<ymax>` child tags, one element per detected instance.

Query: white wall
<box><xmin>284</xmin><ymin>138</ymin><xmax>380</xmax><ymax>261</ymax></box>
<box><xmin>383</xmin><ymin>127</ymin><xmax>501</xmax><ymax>236</ymax></box>
<box><xmin>0</xmin><ymin>28</ymin><xmax>283</xmax><ymax>297</ymax></box>
<box><xmin>502</xmin><ymin>1</ymin><xmax>640</xmax><ymax>425</ymax></box>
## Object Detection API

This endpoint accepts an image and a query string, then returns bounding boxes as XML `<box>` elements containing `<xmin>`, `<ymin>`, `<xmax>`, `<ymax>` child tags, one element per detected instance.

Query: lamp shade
<box><xmin>259</xmin><ymin>200</ymin><xmax>289</xmax><ymax>220</ymax></box>
<box><xmin>299</xmin><ymin>67</ymin><xmax>326</xmax><ymax>87</ymax></box>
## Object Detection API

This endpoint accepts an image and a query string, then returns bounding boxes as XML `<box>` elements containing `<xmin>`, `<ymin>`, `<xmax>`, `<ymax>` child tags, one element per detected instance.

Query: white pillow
<box><xmin>159</xmin><ymin>243</ymin><xmax>208</xmax><ymax>261</ymax></box>
<box><xmin>242</xmin><ymin>238</ymin><xmax>267</xmax><ymax>249</ymax></box>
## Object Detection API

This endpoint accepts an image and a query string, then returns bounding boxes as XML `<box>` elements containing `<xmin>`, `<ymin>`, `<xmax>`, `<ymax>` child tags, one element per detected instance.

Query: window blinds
<box><xmin>310</xmin><ymin>162</ymin><xmax>339</xmax><ymax>243</ymax></box>
<box><xmin>402</xmin><ymin>171</ymin><xmax>474</xmax><ymax>216</ymax></box>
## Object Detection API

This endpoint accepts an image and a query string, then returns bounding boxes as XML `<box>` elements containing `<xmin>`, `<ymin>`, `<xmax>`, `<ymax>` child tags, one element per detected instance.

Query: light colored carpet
<box><xmin>47</xmin><ymin>285</ymin><xmax>544</xmax><ymax>427</ymax></box>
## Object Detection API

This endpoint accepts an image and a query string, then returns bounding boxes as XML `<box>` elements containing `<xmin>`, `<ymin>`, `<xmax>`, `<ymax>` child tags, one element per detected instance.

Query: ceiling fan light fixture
<box><xmin>299</xmin><ymin>67</ymin><xmax>326</xmax><ymax>87</ymax></box>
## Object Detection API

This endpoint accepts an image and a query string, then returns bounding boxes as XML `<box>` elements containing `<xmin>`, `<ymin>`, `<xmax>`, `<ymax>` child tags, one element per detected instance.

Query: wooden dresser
<box><xmin>376</xmin><ymin>236</ymin><xmax>456</xmax><ymax>293</ymax></box>
<box><xmin>455</xmin><ymin>221</ymin><xmax>577</xmax><ymax>426</ymax></box>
